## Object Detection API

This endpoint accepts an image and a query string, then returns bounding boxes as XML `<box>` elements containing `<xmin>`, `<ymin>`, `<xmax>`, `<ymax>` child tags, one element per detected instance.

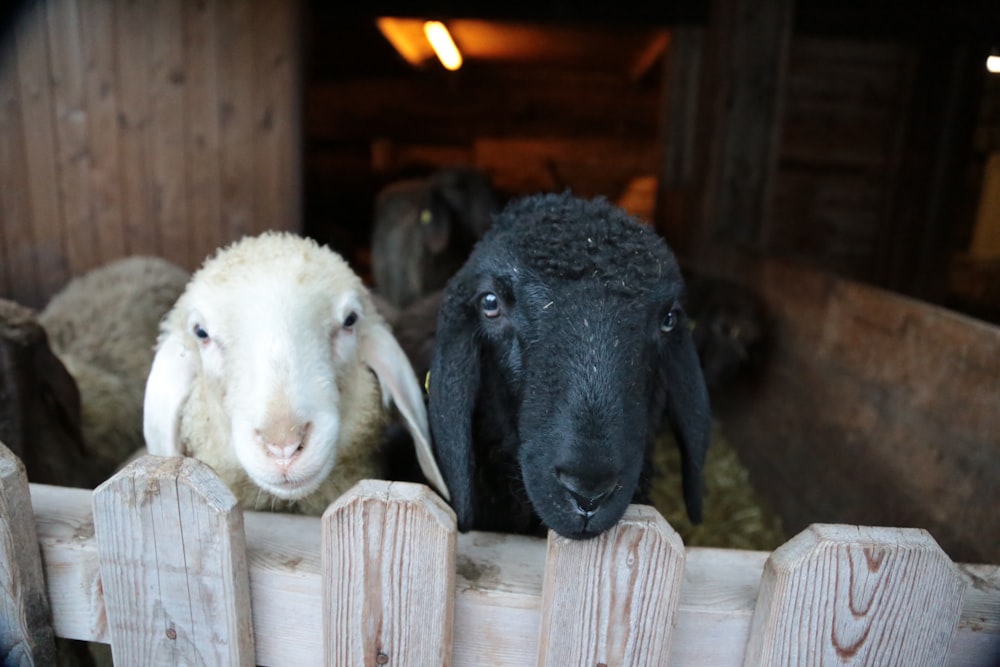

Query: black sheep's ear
<box><xmin>662</xmin><ymin>323</ymin><xmax>712</xmax><ymax>524</ymax></box>
<box><xmin>427</xmin><ymin>288</ymin><xmax>480</xmax><ymax>531</ymax></box>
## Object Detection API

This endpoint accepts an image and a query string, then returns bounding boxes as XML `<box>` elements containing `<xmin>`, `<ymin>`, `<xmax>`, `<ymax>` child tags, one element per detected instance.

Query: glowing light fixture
<box><xmin>376</xmin><ymin>17</ymin><xmax>425</xmax><ymax>67</ymax></box>
<box><xmin>988</xmin><ymin>54</ymin><xmax>1000</xmax><ymax>74</ymax></box>
<box><xmin>423</xmin><ymin>21</ymin><xmax>463</xmax><ymax>71</ymax></box>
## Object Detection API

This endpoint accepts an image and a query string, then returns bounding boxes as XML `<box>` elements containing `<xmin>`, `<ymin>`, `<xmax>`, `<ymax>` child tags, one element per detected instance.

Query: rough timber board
<box><xmin>711</xmin><ymin>255</ymin><xmax>1000</xmax><ymax>564</ymax></box>
<box><xmin>27</xmin><ymin>484</ymin><xmax>1000</xmax><ymax>666</ymax></box>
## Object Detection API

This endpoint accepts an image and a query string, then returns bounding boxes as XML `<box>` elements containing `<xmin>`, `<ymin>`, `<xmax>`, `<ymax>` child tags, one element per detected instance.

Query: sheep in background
<box><xmin>0</xmin><ymin>299</ymin><xmax>99</xmax><ymax>488</ymax></box>
<box><xmin>0</xmin><ymin>257</ymin><xmax>188</xmax><ymax>488</ymax></box>
<box><xmin>683</xmin><ymin>271</ymin><xmax>769</xmax><ymax>394</ymax></box>
<box><xmin>37</xmin><ymin>256</ymin><xmax>191</xmax><ymax>477</ymax></box>
<box><xmin>371</xmin><ymin>166</ymin><xmax>499</xmax><ymax>310</ymax></box>
<box><xmin>428</xmin><ymin>192</ymin><xmax>710</xmax><ymax>539</ymax></box>
<box><xmin>143</xmin><ymin>231</ymin><xmax>449</xmax><ymax>515</ymax></box>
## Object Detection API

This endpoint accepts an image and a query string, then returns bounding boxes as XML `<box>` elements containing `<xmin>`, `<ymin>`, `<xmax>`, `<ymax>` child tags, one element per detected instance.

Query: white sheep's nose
<box><xmin>256</xmin><ymin>420</ymin><xmax>312</xmax><ymax>464</ymax></box>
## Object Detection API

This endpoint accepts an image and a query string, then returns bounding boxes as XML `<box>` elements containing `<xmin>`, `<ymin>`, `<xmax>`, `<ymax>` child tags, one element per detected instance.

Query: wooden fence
<box><xmin>1</xmin><ymin>443</ymin><xmax>997</xmax><ymax>666</ymax></box>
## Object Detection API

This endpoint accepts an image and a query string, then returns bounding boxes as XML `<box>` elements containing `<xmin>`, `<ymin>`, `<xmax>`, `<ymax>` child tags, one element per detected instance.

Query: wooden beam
<box><xmin>305</xmin><ymin>70</ymin><xmax>660</xmax><ymax>144</ymax></box>
<box><xmin>878</xmin><ymin>40</ymin><xmax>990</xmax><ymax>301</ymax></box>
<box><xmin>705</xmin><ymin>255</ymin><xmax>1000</xmax><ymax>564</ymax></box>
<box><xmin>693</xmin><ymin>0</ymin><xmax>794</xmax><ymax>258</ymax></box>
<box><xmin>0</xmin><ymin>446</ymin><xmax>56</xmax><ymax>664</ymax></box>
<box><xmin>654</xmin><ymin>27</ymin><xmax>702</xmax><ymax>254</ymax></box>
<box><xmin>30</xmin><ymin>484</ymin><xmax>1000</xmax><ymax>666</ymax></box>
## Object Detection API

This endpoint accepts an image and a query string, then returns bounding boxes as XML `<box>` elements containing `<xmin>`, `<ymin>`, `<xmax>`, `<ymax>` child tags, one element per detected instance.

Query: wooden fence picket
<box><xmin>0</xmin><ymin>443</ymin><xmax>56</xmax><ymax>665</ymax></box>
<box><xmin>536</xmin><ymin>504</ymin><xmax>686</xmax><ymax>666</ymax></box>
<box><xmin>322</xmin><ymin>479</ymin><xmax>457</xmax><ymax>666</ymax></box>
<box><xmin>743</xmin><ymin>523</ymin><xmax>968</xmax><ymax>666</ymax></box>
<box><xmin>92</xmin><ymin>455</ymin><xmax>255</xmax><ymax>666</ymax></box>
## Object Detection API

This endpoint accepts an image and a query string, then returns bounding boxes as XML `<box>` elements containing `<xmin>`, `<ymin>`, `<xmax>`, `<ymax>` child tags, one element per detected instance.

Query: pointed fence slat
<box><xmin>0</xmin><ymin>444</ymin><xmax>56</xmax><ymax>665</ymax></box>
<box><xmin>744</xmin><ymin>523</ymin><xmax>968</xmax><ymax>666</ymax></box>
<box><xmin>323</xmin><ymin>480</ymin><xmax>456</xmax><ymax>666</ymax></box>
<box><xmin>536</xmin><ymin>504</ymin><xmax>686</xmax><ymax>666</ymax></box>
<box><xmin>92</xmin><ymin>455</ymin><xmax>254</xmax><ymax>666</ymax></box>
<box><xmin>20</xmin><ymin>483</ymin><xmax>1000</xmax><ymax>666</ymax></box>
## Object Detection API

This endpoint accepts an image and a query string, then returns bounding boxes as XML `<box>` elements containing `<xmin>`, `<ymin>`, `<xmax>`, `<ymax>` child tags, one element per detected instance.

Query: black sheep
<box><xmin>428</xmin><ymin>192</ymin><xmax>711</xmax><ymax>539</ymax></box>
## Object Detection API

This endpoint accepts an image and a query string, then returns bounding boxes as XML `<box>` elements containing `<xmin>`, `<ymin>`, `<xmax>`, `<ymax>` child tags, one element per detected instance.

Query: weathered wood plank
<box><xmin>710</xmin><ymin>256</ymin><xmax>1000</xmax><ymax>564</ymax></box>
<box><xmin>654</xmin><ymin>26</ymin><xmax>702</xmax><ymax>253</ymax></box>
<box><xmin>15</xmin><ymin>1</ymin><xmax>70</xmax><ymax>298</ymax></box>
<box><xmin>182</xmin><ymin>0</ymin><xmax>223</xmax><ymax>264</ymax></box>
<box><xmin>744</xmin><ymin>524</ymin><xmax>967</xmax><ymax>666</ymax></box>
<box><xmin>305</xmin><ymin>70</ymin><xmax>660</xmax><ymax>144</ymax></box>
<box><xmin>92</xmin><ymin>455</ymin><xmax>255</xmax><ymax>666</ymax></box>
<box><xmin>79</xmin><ymin>0</ymin><xmax>127</xmax><ymax>266</ymax></box>
<box><xmin>0</xmin><ymin>29</ymin><xmax>38</xmax><ymax>305</ymax></box>
<box><xmin>696</xmin><ymin>0</ymin><xmax>793</xmax><ymax>250</ymax></box>
<box><xmin>0</xmin><ymin>446</ymin><xmax>57</xmax><ymax>665</ymax></box>
<box><xmin>113</xmin><ymin>0</ymin><xmax>157</xmax><ymax>256</ymax></box>
<box><xmin>251</xmin><ymin>0</ymin><xmax>301</xmax><ymax>234</ymax></box>
<box><xmin>29</xmin><ymin>484</ymin><xmax>1000</xmax><ymax>666</ymax></box>
<box><xmin>322</xmin><ymin>480</ymin><xmax>456</xmax><ymax>666</ymax></box>
<box><xmin>45</xmin><ymin>0</ymin><xmax>98</xmax><ymax>277</ymax></box>
<box><xmin>215</xmin><ymin>0</ymin><xmax>256</xmax><ymax>241</ymax></box>
<box><xmin>536</xmin><ymin>505</ymin><xmax>686</xmax><ymax>666</ymax></box>
<box><xmin>147</xmin><ymin>0</ymin><xmax>189</xmax><ymax>267</ymax></box>
<box><xmin>474</xmin><ymin>137</ymin><xmax>659</xmax><ymax>200</ymax></box>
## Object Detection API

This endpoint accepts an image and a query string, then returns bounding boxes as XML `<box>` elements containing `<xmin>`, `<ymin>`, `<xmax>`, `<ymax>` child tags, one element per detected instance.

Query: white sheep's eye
<box><xmin>481</xmin><ymin>292</ymin><xmax>501</xmax><ymax>318</ymax></box>
<box><xmin>193</xmin><ymin>323</ymin><xmax>210</xmax><ymax>341</ymax></box>
<box><xmin>661</xmin><ymin>309</ymin><xmax>680</xmax><ymax>333</ymax></box>
<box><xmin>343</xmin><ymin>311</ymin><xmax>358</xmax><ymax>329</ymax></box>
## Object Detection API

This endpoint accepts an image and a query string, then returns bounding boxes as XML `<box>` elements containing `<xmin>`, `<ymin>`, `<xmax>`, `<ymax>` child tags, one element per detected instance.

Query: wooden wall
<box><xmin>767</xmin><ymin>38</ymin><xmax>915</xmax><ymax>280</ymax></box>
<box><xmin>0</xmin><ymin>0</ymin><xmax>302</xmax><ymax>309</ymax></box>
<box><xmin>708</xmin><ymin>254</ymin><xmax>1000</xmax><ymax>564</ymax></box>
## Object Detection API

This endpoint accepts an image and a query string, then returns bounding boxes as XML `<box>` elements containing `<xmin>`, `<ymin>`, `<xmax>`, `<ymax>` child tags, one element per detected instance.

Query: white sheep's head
<box><xmin>142</xmin><ymin>232</ymin><xmax>448</xmax><ymax>502</ymax></box>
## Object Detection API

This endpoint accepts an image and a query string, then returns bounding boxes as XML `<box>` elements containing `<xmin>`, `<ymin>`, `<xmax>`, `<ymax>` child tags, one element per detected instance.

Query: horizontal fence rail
<box><xmin>0</xmin><ymin>444</ymin><xmax>997</xmax><ymax>666</ymax></box>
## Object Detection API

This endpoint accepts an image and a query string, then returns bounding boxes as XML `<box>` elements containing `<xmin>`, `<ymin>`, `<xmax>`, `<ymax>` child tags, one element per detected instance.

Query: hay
<box><xmin>649</xmin><ymin>421</ymin><xmax>787</xmax><ymax>551</ymax></box>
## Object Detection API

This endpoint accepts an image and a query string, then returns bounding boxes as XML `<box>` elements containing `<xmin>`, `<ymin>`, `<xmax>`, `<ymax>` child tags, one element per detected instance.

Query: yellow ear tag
<box><xmin>688</xmin><ymin>319</ymin><xmax>697</xmax><ymax>331</ymax></box>
<box><xmin>424</xmin><ymin>370</ymin><xmax>431</xmax><ymax>393</ymax></box>
<box><xmin>420</xmin><ymin>209</ymin><xmax>433</xmax><ymax>225</ymax></box>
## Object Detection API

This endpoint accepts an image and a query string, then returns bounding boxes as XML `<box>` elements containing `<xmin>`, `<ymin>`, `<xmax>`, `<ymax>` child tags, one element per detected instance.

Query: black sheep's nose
<box><xmin>556</xmin><ymin>470</ymin><xmax>619</xmax><ymax>515</ymax></box>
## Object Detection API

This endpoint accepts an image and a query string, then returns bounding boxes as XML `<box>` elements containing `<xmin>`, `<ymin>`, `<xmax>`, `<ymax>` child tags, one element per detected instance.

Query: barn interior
<box><xmin>0</xmin><ymin>0</ymin><xmax>998</xmax><ymax>563</ymax></box>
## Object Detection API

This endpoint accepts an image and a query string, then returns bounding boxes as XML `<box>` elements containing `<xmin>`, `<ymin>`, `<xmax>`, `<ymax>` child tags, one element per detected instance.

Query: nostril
<box><xmin>265</xmin><ymin>442</ymin><xmax>302</xmax><ymax>460</ymax></box>
<box><xmin>257</xmin><ymin>421</ymin><xmax>312</xmax><ymax>461</ymax></box>
<box><xmin>555</xmin><ymin>470</ymin><xmax>619</xmax><ymax>514</ymax></box>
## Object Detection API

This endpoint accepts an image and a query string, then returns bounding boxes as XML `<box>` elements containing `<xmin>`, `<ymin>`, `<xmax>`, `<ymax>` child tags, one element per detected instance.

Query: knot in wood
<box><xmin>166</xmin><ymin>628</ymin><xmax>177</xmax><ymax>640</ymax></box>
<box><xmin>376</xmin><ymin>651</ymin><xmax>389</xmax><ymax>665</ymax></box>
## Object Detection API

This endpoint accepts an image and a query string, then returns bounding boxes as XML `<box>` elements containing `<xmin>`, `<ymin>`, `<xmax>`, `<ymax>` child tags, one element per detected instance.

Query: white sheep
<box><xmin>142</xmin><ymin>231</ymin><xmax>449</xmax><ymax>515</ymax></box>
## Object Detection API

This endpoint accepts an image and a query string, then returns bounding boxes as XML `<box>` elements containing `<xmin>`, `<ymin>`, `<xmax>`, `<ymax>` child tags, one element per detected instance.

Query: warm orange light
<box><xmin>376</xmin><ymin>17</ymin><xmax>426</xmax><ymax>67</ymax></box>
<box><xmin>988</xmin><ymin>55</ymin><xmax>1000</xmax><ymax>74</ymax></box>
<box><xmin>423</xmin><ymin>21</ymin><xmax>463</xmax><ymax>71</ymax></box>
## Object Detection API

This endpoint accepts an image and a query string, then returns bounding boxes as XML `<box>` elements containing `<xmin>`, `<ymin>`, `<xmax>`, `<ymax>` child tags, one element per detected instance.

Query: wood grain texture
<box><xmin>0</xmin><ymin>445</ymin><xmax>56</xmax><ymax>666</ymax></box>
<box><xmin>27</xmin><ymin>484</ymin><xmax>1000</xmax><ymax>666</ymax></box>
<box><xmin>0</xmin><ymin>30</ymin><xmax>36</xmax><ymax>305</ymax></box>
<box><xmin>14</xmin><ymin>2</ymin><xmax>69</xmax><ymax>299</ymax></box>
<box><xmin>91</xmin><ymin>455</ymin><xmax>255</xmax><ymax>666</ymax></box>
<box><xmin>323</xmin><ymin>480</ymin><xmax>456</xmax><ymax>666</ymax></box>
<box><xmin>696</xmin><ymin>0</ymin><xmax>793</xmax><ymax>249</ymax></box>
<box><xmin>536</xmin><ymin>505</ymin><xmax>686</xmax><ymax>666</ymax></box>
<box><xmin>0</xmin><ymin>0</ymin><xmax>301</xmax><ymax>307</ymax></box>
<box><xmin>710</xmin><ymin>255</ymin><xmax>1000</xmax><ymax>564</ymax></box>
<box><xmin>744</xmin><ymin>524</ymin><xmax>967</xmax><ymax>666</ymax></box>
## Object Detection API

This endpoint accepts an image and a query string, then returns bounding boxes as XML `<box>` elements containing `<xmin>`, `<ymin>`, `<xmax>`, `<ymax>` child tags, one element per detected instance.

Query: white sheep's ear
<box><xmin>362</xmin><ymin>322</ymin><xmax>451</xmax><ymax>501</ymax></box>
<box><xmin>142</xmin><ymin>333</ymin><xmax>196</xmax><ymax>457</ymax></box>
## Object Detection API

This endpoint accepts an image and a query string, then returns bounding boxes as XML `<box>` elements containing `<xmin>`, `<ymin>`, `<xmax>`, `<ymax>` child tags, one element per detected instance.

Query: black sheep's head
<box><xmin>428</xmin><ymin>192</ymin><xmax>711</xmax><ymax>539</ymax></box>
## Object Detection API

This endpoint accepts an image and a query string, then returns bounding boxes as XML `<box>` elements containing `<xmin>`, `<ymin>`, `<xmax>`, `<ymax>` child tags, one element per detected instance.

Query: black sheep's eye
<box><xmin>343</xmin><ymin>311</ymin><xmax>358</xmax><ymax>329</ymax></box>
<box><xmin>480</xmin><ymin>292</ymin><xmax>501</xmax><ymax>318</ymax></box>
<box><xmin>193</xmin><ymin>324</ymin><xmax>210</xmax><ymax>341</ymax></box>
<box><xmin>661</xmin><ymin>309</ymin><xmax>680</xmax><ymax>333</ymax></box>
